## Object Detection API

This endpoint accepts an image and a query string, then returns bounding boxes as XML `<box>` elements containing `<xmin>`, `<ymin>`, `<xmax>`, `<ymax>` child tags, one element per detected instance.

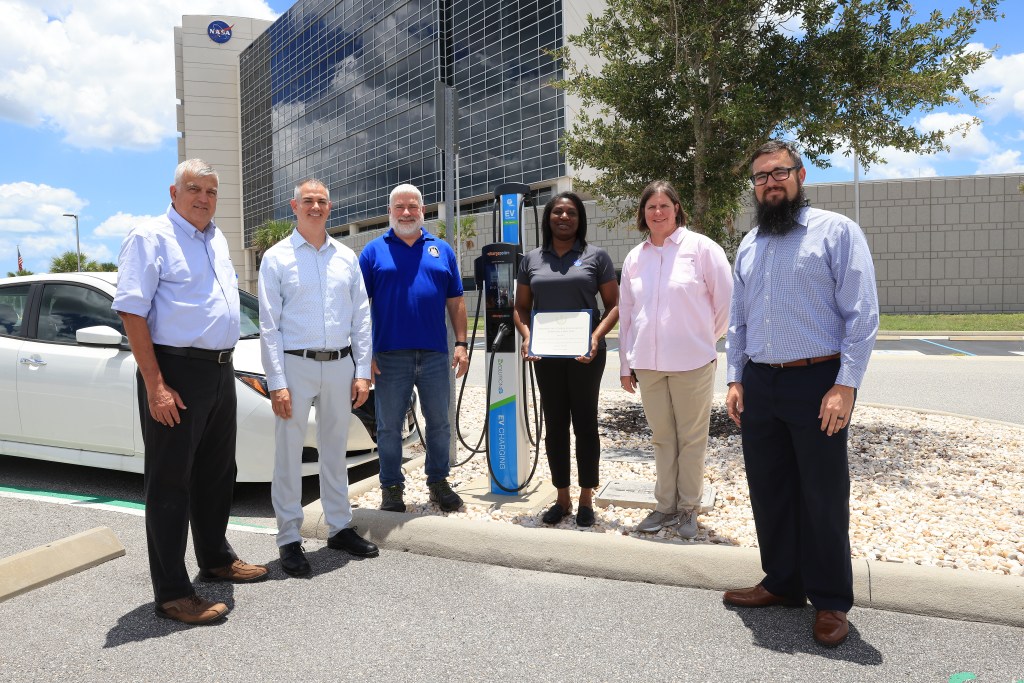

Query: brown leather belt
<box><xmin>759</xmin><ymin>353</ymin><xmax>840</xmax><ymax>369</ymax></box>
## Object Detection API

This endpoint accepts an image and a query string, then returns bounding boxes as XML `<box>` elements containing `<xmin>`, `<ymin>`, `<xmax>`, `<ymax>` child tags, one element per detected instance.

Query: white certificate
<box><xmin>529</xmin><ymin>310</ymin><xmax>593</xmax><ymax>358</ymax></box>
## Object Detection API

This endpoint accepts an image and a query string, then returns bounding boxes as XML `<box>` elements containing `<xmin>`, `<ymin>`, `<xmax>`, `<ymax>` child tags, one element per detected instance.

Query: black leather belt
<box><xmin>284</xmin><ymin>347</ymin><xmax>351</xmax><ymax>361</ymax></box>
<box><xmin>153</xmin><ymin>344</ymin><xmax>234</xmax><ymax>364</ymax></box>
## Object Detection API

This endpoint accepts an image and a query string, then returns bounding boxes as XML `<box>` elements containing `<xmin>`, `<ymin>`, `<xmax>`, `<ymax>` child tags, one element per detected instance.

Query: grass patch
<box><xmin>880</xmin><ymin>313</ymin><xmax>1024</xmax><ymax>331</ymax></box>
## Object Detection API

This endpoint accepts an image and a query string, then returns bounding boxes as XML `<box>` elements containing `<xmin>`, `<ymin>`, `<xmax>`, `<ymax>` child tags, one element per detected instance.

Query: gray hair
<box><xmin>174</xmin><ymin>159</ymin><xmax>218</xmax><ymax>187</ymax></box>
<box><xmin>294</xmin><ymin>178</ymin><xmax>330</xmax><ymax>202</ymax></box>
<box><xmin>749</xmin><ymin>140</ymin><xmax>803</xmax><ymax>172</ymax></box>
<box><xmin>389</xmin><ymin>183</ymin><xmax>423</xmax><ymax>207</ymax></box>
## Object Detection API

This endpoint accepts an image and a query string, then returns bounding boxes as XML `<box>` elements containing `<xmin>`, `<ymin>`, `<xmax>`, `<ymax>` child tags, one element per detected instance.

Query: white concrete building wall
<box><xmin>175</xmin><ymin>16</ymin><xmax>271</xmax><ymax>293</ymax></box>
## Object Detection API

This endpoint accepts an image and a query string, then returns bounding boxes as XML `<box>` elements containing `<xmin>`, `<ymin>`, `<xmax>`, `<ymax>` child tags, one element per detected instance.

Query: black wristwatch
<box><xmin>454</xmin><ymin>341</ymin><xmax>468</xmax><ymax>348</ymax></box>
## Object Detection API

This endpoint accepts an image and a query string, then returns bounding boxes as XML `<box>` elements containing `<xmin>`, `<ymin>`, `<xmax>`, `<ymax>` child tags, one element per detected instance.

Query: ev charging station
<box><xmin>472</xmin><ymin>183</ymin><xmax>537</xmax><ymax>495</ymax></box>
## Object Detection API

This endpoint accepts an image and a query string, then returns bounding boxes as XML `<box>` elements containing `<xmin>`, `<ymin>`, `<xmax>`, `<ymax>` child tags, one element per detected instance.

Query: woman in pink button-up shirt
<box><xmin>619</xmin><ymin>180</ymin><xmax>733</xmax><ymax>538</ymax></box>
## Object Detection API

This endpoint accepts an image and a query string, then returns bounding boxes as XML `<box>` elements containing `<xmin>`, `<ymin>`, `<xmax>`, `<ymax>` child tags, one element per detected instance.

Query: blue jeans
<box><xmin>374</xmin><ymin>350</ymin><xmax>452</xmax><ymax>488</ymax></box>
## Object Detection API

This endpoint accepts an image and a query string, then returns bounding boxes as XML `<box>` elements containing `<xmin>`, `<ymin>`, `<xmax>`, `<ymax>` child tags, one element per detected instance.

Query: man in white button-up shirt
<box><xmin>258</xmin><ymin>178</ymin><xmax>378</xmax><ymax>577</ymax></box>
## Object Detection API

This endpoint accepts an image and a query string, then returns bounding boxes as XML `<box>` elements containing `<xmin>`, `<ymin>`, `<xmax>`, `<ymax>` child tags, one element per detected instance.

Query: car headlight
<box><xmin>235</xmin><ymin>371</ymin><xmax>269</xmax><ymax>398</ymax></box>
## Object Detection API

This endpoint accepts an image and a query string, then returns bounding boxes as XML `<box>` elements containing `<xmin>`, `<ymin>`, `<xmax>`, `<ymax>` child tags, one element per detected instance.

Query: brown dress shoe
<box><xmin>723</xmin><ymin>583</ymin><xmax>807</xmax><ymax>608</ymax></box>
<box><xmin>155</xmin><ymin>595</ymin><xmax>229</xmax><ymax>625</ymax></box>
<box><xmin>199</xmin><ymin>558</ymin><xmax>269</xmax><ymax>583</ymax></box>
<box><xmin>813</xmin><ymin>610</ymin><xmax>849</xmax><ymax>647</ymax></box>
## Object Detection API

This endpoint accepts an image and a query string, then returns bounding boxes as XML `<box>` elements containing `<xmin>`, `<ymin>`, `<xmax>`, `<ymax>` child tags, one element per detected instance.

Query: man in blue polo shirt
<box><xmin>359</xmin><ymin>183</ymin><xmax>469</xmax><ymax>513</ymax></box>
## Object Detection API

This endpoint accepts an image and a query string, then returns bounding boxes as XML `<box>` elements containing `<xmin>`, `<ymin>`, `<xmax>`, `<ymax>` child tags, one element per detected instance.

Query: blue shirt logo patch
<box><xmin>428</xmin><ymin>245</ymin><xmax>440</xmax><ymax>258</ymax></box>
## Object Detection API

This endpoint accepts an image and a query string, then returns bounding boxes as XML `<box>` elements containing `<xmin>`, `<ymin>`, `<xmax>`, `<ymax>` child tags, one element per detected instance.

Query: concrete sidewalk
<box><xmin>301</xmin><ymin>446</ymin><xmax>1024</xmax><ymax>630</ymax></box>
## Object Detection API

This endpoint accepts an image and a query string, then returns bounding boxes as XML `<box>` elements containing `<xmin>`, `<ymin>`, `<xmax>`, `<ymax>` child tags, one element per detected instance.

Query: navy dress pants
<box><xmin>740</xmin><ymin>359</ymin><xmax>854</xmax><ymax>612</ymax></box>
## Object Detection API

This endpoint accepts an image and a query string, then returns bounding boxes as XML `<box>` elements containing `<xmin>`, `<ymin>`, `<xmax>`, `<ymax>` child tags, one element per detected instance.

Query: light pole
<box><xmin>63</xmin><ymin>213</ymin><xmax>80</xmax><ymax>271</ymax></box>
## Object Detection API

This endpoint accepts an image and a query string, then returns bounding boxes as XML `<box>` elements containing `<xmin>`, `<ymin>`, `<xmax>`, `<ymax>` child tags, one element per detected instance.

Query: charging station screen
<box><xmin>485</xmin><ymin>262</ymin><xmax>515</xmax><ymax>311</ymax></box>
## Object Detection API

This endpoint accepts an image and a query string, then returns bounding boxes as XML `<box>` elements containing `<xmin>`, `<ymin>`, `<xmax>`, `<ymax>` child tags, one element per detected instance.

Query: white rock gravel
<box><xmin>352</xmin><ymin>386</ymin><xmax>1024</xmax><ymax>577</ymax></box>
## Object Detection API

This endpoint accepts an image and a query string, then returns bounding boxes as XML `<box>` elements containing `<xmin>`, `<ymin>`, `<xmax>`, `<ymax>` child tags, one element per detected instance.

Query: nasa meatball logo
<box><xmin>427</xmin><ymin>245</ymin><xmax>440</xmax><ymax>258</ymax></box>
<box><xmin>208</xmin><ymin>21</ymin><xmax>234</xmax><ymax>44</ymax></box>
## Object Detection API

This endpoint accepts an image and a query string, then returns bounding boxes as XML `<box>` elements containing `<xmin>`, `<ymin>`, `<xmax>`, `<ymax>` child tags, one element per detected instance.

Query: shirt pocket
<box><xmin>668</xmin><ymin>256</ymin><xmax>699</xmax><ymax>286</ymax></box>
<box><xmin>215</xmin><ymin>258</ymin><xmax>238</xmax><ymax>286</ymax></box>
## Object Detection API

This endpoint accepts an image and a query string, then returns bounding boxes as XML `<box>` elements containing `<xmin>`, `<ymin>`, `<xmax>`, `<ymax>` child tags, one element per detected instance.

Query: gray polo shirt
<box><xmin>517</xmin><ymin>240</ymin><xmax>616</xmax><ymax>347</ymax></box>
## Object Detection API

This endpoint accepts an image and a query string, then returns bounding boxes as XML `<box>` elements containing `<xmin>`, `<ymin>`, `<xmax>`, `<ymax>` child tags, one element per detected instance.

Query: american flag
<box><xmin>17</xmin><ymin>246</ymin><xmax>23</xmax><ymax>272</ymax></box>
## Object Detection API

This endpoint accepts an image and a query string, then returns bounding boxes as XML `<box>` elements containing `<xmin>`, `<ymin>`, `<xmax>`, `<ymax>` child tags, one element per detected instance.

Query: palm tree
<box><xmin>49</xmin><ymin>251</ymin><xmax>89</xmax><ymax>273</ymax></box>
<box><xmin>434</xmin><ymin>216</ymin><xmax>477</xmax><ymax>244</ymax></box>
<box><xmin>250</xmin><ymin>219</ymin><xmax>294</xmax><ymax>265</ymax></box>
<box><xmin>7</xmin><ymin>270</ymin><xmax>33</xmax><ymax>277</ymax></box>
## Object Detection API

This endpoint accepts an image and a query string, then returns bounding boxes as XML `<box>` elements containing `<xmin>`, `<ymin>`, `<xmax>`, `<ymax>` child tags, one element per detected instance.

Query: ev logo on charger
<box><xmin>208</xmin><ymin>21</ymin><xmax>234</xmax><ymax>43</ymax></box>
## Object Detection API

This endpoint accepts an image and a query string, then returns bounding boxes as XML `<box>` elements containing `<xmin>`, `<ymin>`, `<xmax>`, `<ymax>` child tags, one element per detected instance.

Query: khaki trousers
<box><xmin>635</xmin><ymin>360</ymin><xmax>716</xmax><ymax>512</ymax></box>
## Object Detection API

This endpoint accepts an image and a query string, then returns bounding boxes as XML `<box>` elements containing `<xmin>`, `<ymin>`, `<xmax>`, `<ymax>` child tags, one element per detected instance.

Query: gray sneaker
<box><xmin>677</xmin><ymin>509</ymin><xmax>698</xmax><ymax>539</ymax></box>
<box><xmin>636</xmin><ymin>510</ymin><xmax>679</xmax><ymax>533</ymax></box>
<box><xmin>428</xmin><ymin>479</ymin><xmax>463</xmax><ymax>512</ymax></box>
<box><xmin>380</xmin><ymin>484</ymin><xmax>406</xmax><ymax>512</ymax></box>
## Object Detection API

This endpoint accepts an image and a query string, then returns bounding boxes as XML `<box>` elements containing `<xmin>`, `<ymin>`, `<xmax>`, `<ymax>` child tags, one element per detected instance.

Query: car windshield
<box><xmin>240</xmin><ymin>289</ymin><xmax>260</xmax><ymax>338</ymax></box>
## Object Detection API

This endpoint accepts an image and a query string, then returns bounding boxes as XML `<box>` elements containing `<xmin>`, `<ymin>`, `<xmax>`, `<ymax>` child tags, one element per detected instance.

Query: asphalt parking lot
<box><xmin>2</xmin><ymin>335</ymin><xmax>1022</xmax><ymax>682</ymax></box>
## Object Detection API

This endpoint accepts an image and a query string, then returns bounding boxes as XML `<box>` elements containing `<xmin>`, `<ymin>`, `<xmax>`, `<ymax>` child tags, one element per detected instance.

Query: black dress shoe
<box><xmin>327</xmin><ymin>527</ymin><xmax>379</xmax><ymax>558</ymax></box>
<box><xmin>279</xmin><ymin>541</ymin><xmax>311</xmax><ymax>577</ymax></box>
<box><xmin>576</xmin><ymin>505</ymin><xmax>595</xmax><ymax>527</ymax></box>
<box><xmin>541</xmin><ymin>503</ymin><xmax>571</xmax><ymax>525</ymax></box>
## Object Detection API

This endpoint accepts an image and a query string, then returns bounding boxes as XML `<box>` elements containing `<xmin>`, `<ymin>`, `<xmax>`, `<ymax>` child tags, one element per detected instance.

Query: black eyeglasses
<box><xmin>750</xmin><ymin>166</ymin><xmax>800</xmax><ymax>186</ymax></box>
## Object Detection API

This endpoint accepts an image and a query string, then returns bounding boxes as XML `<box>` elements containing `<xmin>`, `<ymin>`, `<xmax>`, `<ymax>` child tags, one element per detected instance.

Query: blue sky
<box><xmin>1</xmin><ymin>0</ymin><xmax>1021</xmax><ymax>274</ymax></box>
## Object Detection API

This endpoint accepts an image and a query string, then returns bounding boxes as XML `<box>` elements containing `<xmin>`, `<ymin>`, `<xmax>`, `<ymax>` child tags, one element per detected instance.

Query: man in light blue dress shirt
<box><xmin>723</xmin><ymin>140</ymin><xmax>879</xmax><ymax>647</ymax></box>
<box><xmin>114</xmin><ymin>159</ymin><xmax>268</xmax><ymax>626</ymax></box>
<box><xmin>258</xmin><ymin>178</ymin><xmax>378</xmax><ymax>577</ymax></box>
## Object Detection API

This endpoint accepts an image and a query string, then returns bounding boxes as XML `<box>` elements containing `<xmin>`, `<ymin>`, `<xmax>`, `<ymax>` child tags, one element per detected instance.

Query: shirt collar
<box><xmin>645</xmin><ymin>226</ymin><xmax>686</xmax><ymax>248</ymax></box>
<box><xmin>542</xmin><ymin>238</ymin><xmax>583</xmax><ymax>255</ymax></box>
<box><xmin>167</xmin><ymin>204</ymin><xmax>216</xmax><ymax>240</ymax></box>
<box><xmin>290</xmin><ymin>227</ymin><xmax>335</xmax><ymax>253</ymax></box>
<box><xmin>384</xmin><ymin>226</ymin><xmax>431</xmax><ymax>245</ymax></box>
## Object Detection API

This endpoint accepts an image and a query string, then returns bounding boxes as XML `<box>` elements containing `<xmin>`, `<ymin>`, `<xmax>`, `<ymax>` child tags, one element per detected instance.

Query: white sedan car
<box><xmin>0</xmin><ymin>272</ymin><xmax>417</xmax><ymax>482</ymax></box>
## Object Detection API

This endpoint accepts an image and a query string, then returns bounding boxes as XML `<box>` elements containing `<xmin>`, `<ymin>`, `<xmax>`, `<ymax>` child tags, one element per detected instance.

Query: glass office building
<box><xmin>240</xmin><ymin>0</ymin><xmax>565</xmax><ymax>243</ymax></box>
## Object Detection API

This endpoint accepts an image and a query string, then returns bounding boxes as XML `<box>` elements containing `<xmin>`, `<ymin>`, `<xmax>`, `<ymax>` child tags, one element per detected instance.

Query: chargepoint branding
<box><xmin>488</xmin><ymin>355</ymin><xmax>518</xmax><ymax>491</ymax></box>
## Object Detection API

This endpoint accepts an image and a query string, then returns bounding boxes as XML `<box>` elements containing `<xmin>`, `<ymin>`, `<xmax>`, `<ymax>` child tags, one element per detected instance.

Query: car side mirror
<box><xmin>76</xmin><ymin>325</ymin><xmax>126</xmax><ymax>347</ymax></box>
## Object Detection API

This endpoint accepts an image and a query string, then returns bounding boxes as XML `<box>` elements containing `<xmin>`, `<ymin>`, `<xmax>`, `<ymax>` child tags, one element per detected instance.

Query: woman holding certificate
<box><xmin>513</xmin><ymin>192</ymin><xmax>619</xmax><ymax>527</ymax></box>
<box><xmin>618</xmin><ymin>180</ymin><xmax>732</xmax><ymax>538</ymax></box>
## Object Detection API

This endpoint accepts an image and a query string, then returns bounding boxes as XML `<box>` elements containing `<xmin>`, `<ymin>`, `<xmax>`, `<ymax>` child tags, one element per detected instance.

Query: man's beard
<box><xmin>391</xmin><ymin>219</ymin><xmax>420</xmax><ymax>238</ymax></box>
<box><xmin>755</xmin><ymin>186</ymin><xmax>807</xmax><ymax>236</ymax></box>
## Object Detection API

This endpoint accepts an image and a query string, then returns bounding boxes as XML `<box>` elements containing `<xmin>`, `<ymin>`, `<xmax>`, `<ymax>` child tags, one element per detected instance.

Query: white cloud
<box><xmin>966</xmin><ymin>44</ymin><xmax>1024</xmax><ymax>122</ymax></box>
<box><xmin>862</xmin><ymin>147</ymin><xmax>939</xmax><ymax>180</ymax></box>
<box><xmin>976</xmin><ymin>149</ymin><xmax>1024</xmax><ymax>174</ymax></box>
<box><xmin>0</xmin><ymin>181</ymin><xmax>91</xmax><ymax>271</ymax></box>
<box><xmin>93</xmin><ymin>212</ymin><xmax>161</xmax><ymax>238</ymax></box>
<box><xmin>916</xmin><ymin>112</ymin><xmax>994</xmax><ymax>158</ymax></box>
<box><xmin>0</xmin><ymin>1</ymin><xmax>278</xmax><ymax>151</ymax></box>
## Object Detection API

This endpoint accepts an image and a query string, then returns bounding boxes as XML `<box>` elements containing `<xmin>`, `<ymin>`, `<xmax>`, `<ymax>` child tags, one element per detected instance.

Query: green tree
<box><xmin>250</xmin><ymin>219</ymin><xmax>294</xmax><ymax>251</ymax></box>
<box><xmin>434</xmin><ymin>215</ymin><xmax>478</xmax><ymax>242</ymax></box>
<box><xmin>249</xmin><ymin>219</ymin><xmax>294</xmax><ymax>264</ymax></box>
<box><xmin>49</xmin><ymin>251</ymin><xmax>98</xmax><ymax>273</ymax></box>
<box><xmin>557</xmin><ymin>0</ymin><xmax>1001</xmax><ymax>242</ymax></box>
<box><xmin>96</xmin><ymin>262</ymin><xmax>117</xmax><ymax>272</ymax></box>
<box><xmin>7</xmin><ymin>269</ymin><xmax>34</xmax><ymax>277</ymax></box>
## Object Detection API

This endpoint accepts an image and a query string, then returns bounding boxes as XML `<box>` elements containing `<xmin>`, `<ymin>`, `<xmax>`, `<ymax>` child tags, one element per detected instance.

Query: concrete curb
<box><xmin>302</xmin><ymin>505</ymin><xmax>1024</xmax><ymax>628</ymax></box>
<box><xmin>0</xmin><ymin>526</ymin><xmax>126</xmax><ymax>603</ymax></box>
<box><xmin>298</xmin><ymin>404</ymin><xmax>1024</xmax><ymax>628</ymax></box>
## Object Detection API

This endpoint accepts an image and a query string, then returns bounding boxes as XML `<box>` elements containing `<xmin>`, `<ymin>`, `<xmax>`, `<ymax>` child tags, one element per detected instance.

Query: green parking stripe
<box><xmin>0</xmin><ymin>484</ymin><xmax>145</xmax><ymax>510</ymax></box>
<box><xmin>0</xmin><ymin>485</ymin><xmax>275</xmax><ymax>531</ymax></box>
